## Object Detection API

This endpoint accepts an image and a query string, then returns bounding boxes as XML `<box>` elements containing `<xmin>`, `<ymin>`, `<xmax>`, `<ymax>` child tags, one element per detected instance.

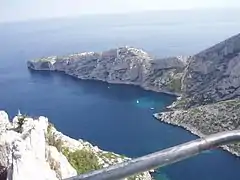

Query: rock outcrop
<box><xmin>155</xmin><ymin>33</ymin><xmax>240</xmax><ymax>156</ymax></box>
<box><xmin>155</xmin><ymin>99</ymin><xmax>240</xmax><ymax>156</ymax></box>
<box><xmin>0</xmin><ymin>111</ymin><xmax>151</xmax><ymax>180</ymax></box>
<box><xmin>182</xmin><ymin>33</ymin><xmax>240</xmax><ymax>107</ymax></box>
<box><xmin>27</xmin><ymin>46</ymin><xmax>189</xmax><ymax>95</ymax></box>
<box><xmin>27</xmin><ymin>34</ymin><xmax>240</xmax><ymax>157</ymax></box>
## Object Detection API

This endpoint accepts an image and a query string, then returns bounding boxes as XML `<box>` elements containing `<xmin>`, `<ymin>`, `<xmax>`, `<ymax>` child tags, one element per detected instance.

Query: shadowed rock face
<box><xmin>182</xmin><ymin>33</ymin><xmax>240</xmax><ymax>106</ymax></box>
<box><xmin>27</xmin><ymin>46</ymin><xmax>188</xmax><ymax>95</ymax></box>
<box><xmin>155</xmin><ymin>33</ymin><xmax>240</xmax><ymax>156</ymax></box>
<box><xmin>0</xmin><ymin>165</ymin><xmax>7</xmax><ymax>180</ymax></box>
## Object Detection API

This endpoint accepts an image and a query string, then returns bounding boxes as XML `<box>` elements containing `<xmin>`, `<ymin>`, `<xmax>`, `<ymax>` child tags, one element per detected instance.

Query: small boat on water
<box><xmin>136</xmin><ymin>100</ymin><xmax>139</xmax><ymax>104</ymax></box>
<box><xmin>150</xmin><ymin>107</ymin><xmax>154</xmax><ymax>110</ymax></box>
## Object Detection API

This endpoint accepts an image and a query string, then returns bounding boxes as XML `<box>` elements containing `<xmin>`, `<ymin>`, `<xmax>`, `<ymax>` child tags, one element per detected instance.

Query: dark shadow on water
<box><xmin>28</xmin><ymin>69</ymin><xmax>176</xmax><ymax>103</ymax></box>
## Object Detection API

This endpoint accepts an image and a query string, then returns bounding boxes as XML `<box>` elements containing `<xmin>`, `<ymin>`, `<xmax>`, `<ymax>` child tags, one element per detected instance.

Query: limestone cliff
<box><xmin>27</xmin><ymin>46</ymin><xmax>188</xmax><ymax>95</ymax></box>
<box><xmin>156</xmin><ymin>33</ymin><xmax>240</xmax><ymax>156</ymax></box>
<box><xmin>26</xmin><ymin>35</ymin><xmax>240</xmax><ymax>157</ymax></box>
<box><xmin>0</xmin><ymin>111</ymin><xmax>151</xmax><ymax>180</ymax></box>
<box><xmin>181</xmin><ymin>33</ymin><xmax>240</xmax><ymax>107</ymax></box>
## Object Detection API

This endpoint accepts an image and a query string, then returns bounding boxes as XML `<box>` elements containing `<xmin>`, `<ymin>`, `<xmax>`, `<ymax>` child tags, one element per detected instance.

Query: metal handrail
<box><xmin>66</xmin><ymin>130</ymin><xmax>240</xmax><ymax>180</ymax></box>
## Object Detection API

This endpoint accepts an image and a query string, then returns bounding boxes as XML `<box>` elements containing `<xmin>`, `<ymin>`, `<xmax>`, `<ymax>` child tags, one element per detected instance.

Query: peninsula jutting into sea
<box><xmin>28</xmin><ymin>33</ymin><xmax>240</xmax><ymax>156</ymax></box>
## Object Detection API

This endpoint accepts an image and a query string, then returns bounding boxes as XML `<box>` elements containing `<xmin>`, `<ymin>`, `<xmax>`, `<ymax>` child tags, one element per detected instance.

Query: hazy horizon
<box><xmin>1</xmin><ymin>8</ymin><xmax>240</xmax><ymax>25</ymax></box>
<box><xmin>1</xmin><ymin>0</ymin><xmax>240</xmax><ymax>22</ymax></box>
<box><xmin>1</xmin><ymin>7</ymin><xmax>240</xmax><ymax>59</ymax></box>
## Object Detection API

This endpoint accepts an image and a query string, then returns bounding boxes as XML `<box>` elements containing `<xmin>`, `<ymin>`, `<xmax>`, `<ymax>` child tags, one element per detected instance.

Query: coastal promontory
<box><xmin>28</xmin><ymin>34</ymin><xmax>240</xmax><ymax>156</ymax></box>
<box><xmin>27</xmin><ymin>46</ymin><xmax>189</xmax><ymax>96</ymax></box>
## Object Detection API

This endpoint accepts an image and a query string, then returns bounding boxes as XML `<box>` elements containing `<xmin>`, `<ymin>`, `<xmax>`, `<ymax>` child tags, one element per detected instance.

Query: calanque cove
<box><xmin>1</xmin><ymin>33</ymin><xmax>240</xmax><ymax>180</ymax></box>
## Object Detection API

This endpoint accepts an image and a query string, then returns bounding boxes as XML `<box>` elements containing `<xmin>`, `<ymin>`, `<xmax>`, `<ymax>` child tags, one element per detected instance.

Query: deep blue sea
<box><xmin>1</xmin><ymin>11</ymin><xmax>240</xmax><ymax>180</ymax></box>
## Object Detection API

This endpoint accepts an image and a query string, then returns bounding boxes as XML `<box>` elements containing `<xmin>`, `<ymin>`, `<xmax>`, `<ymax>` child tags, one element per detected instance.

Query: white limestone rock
<box><xmin>0</xmin><ymin>111</ymin><xmax>152</xmax><ymax>180</ymax></box>
<box><xmin>50</xmin><ymin>127</ymin><xmax>84</xmax><ymax>151</ymax></box>
<box><xmin>27</xmin><ymin>46</ymin><xmax>187</xmax><ymax>96</ymax></box>
<box><xmin>9</xmin><ymin>136</ymin><xmax>58</xmax><ymax>180</ymax></box>
<box><xmin>0</xmin><ymin>113</ymin><xmax>76</xmax><ymax>180</ymax></box>
<box><xmin>46</xmin><ymin>146</ymin><xmax>77</xmax><ymax>179</ymax></box>
<box><xmin>0</xmin><ymin>111</ymin><xmax>11</xmax><ymax>132</ymax></box>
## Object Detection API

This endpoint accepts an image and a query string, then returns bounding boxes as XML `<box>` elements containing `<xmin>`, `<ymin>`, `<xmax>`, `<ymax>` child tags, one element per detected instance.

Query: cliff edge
<box><xmin>27</xmin><ymin>34</ymin><xmax>240</xmax><ymax>156</ymax></box>
<box><xmin>156</xmin><ymin>33</ymin><xmax>240</xmax><ymax>156</ymax></box>
<box><xmin>0</xmin><ymin>111</ymin><xmax>151</xmax><ymax>180</ymax></box>
<box><xmin>27</xmin><ymin>46</ymin><xmax>188</xmax><ymax>96</ymax></box>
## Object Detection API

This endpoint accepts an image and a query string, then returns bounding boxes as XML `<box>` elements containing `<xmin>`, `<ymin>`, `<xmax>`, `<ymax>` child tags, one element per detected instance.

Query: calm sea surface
<box><xmin>1</xmin><ymin>13</ymin><xmax>240</xmax><ymax>179</ymax></box>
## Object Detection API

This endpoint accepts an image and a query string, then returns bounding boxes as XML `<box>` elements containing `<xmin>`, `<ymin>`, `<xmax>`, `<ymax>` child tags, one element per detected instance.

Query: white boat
<box><xmin>136</xmin><ymin>100</ymin><xmax>139</xmax><ymax>104</ymax></box>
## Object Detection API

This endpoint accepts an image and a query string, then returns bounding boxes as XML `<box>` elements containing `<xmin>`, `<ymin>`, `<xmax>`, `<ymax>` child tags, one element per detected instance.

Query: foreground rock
<box><xmin>0</xmin><ymin>111</ymin><xmax>151</xmax><ymax>180</ymax></box>
<box><xmin>27</xmin><ymin>46</ymin><xmax>189</xmax><ymax>95</ymax></box>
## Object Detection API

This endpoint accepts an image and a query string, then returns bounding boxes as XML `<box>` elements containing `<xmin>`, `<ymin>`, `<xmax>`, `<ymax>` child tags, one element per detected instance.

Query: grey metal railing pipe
<box><xmin>66</xmin><ymin>130</ymin><xmax>240</xmax><ymax>180</ymax></box>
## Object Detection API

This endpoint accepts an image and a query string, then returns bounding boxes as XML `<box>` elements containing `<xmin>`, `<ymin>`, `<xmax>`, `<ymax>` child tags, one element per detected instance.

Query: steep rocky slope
<box><xmin>156</xmin><ymin>33</ymin><xmax>240</xmax><ymax>156</ymax></box>
<box><xmin>27</xmin><ymin>46</ymin><xmax>188</xmax><ymax>95</ymax></box>
<box><xmin>155</xmin><ymin>99</ymin><xmax>240</xmax><ymax>156</ymax></box>
<box><xmin>182</xmin><ymin>33</ymin><xmax>240</xmax><ymax>107</ymax></box>
<box><xmin>0</xmin><ymin>111</ymin><xmax>151</xmax><ymax>180</ymax></box>
<box><xmin>27</xmin><ymin>34</ymin><xmax>240</xmax><ymax>157</ymax></box>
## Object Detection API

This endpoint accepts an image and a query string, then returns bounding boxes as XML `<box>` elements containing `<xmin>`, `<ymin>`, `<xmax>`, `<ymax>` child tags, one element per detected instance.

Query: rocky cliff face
<box><xmin>27</xmin><ymin>46</ymin><xmax>188</xmax><ymax>95</ymax></box>
<box><xmin>26</xmin><ymin>34</ymin><xmax>240</xmax><ymax>157</ymax></box>
<box><xmin>155</xmin><ymin>99</ymin><xmax>240</xmax><ymax>156</ymax></box>
<box><xmin>0</xmin><ymin>111</ymin><xmax>151</xmax><ymax>180</ymax></box>
<box><xmin>156</xmin><ymin>33</ymin><xmax>240</xmax><ymax>156</ymax></box>
<box><xmin>182</xmin><ymin>33</ymin><xmax>240</xmax><ymax>106</ymax></box>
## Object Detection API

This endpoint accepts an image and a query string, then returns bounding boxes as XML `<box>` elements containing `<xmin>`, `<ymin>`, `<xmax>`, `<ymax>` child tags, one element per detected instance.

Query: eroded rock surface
<box><xmin>27</xmin><ymin>46</ymin><xmax>188</xmax><ymax>95</ymax></box>
<box><xmin>0</xmin><ymin>111</ymin><xmax>151</xmax><ymax>180</ymax></box>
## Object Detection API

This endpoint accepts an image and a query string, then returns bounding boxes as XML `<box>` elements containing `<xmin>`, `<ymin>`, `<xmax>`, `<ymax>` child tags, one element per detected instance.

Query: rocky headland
<box><xmin>27</xmin><ymin>34</ymin><xmax>240</xmax><ymax>156</ymax></box>
<box><xmin>27</xmin><ymin>46</ymin><xmax>189</xmax><ymax>96</ymax></box>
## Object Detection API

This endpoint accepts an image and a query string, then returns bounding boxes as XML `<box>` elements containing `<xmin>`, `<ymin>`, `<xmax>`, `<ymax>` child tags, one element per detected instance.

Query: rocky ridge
<box><xmin>0</xmin><ymin>111</ymin><xmax>151</xmax><ymax>180</ymax></box>
<box><xmin>27</xmin><ymin>46</ymin><xmax>189</xmax><ymax>96</ymax></box>
<box><xmin>156</xmin><ymin>33</ymin><xmax>240</xmax><ymax>156</ymax></box>
<box><xmin>27</xmin><ymin>34</ymin><xmax>240</xmax><ymax>156</ymax></box>
<box><xmin>181</xmin><ymin>33</ymin><xmax>240</xmax><ymax>107</ymax></box>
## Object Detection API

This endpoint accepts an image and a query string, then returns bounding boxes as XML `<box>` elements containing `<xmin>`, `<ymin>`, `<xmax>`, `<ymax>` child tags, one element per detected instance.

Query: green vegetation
<box><xmin>190</xmin><ymin>108</ymin><xmax>202</xmax><ymax>114</ymax></box>
<box><xmin>46</xmin><ymin>122</ymin><xmax>102</xmax><ymax>174</ymax></box>
<box><xmin>47</xmin><ymin>122</ymin><xmax>54</xmax><ymax>135</ymax></box>
<box><xmin>128</xmin><ymin>175</ymin><xmax>138</xmax><ymax>180</ymax></box>
<box><xmin>174</xmin><ymin>98</ymin><xmax>192</xmax><ymax>109</ymax></box>
<box><xmin>128</xmin><ymin>173</ymin><xmax>145</xmax><ymax>180</ymax></box>
<box><xmin>15</xmin><ymin>114</ymin><xmax>28</xmax><ymax>133</ymax></box>
<box><xmin>99</xmin><ymin>152</ymin><xmax>117</xmax><ymax>159</ymax></box>
<box><xmin>62</xmin><ymin>147</ymin><xmax>102</xmax><ymax>174</ymax></box>
<box><xmin>46</xmin><ymin>123</ymin><xmax>63</xmax><ymax>152</ymax></box>
<box><xmin>46</xmin><ymin>122</ymin><xmax>146</xmax><ymax>179</ymax></box>
<box><xmin>167</xmin><ymin>77</ymin><xmax>182</xmax><ymax>92</ymax></box>
<box><xmin>175</xmin><ymin>99</ymin><xmax>186</xmax><ymax>106</ymax></box>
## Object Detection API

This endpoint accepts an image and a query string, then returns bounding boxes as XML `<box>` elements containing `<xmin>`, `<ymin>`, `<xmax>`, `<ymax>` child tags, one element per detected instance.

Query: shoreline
<box><xmin>28</xmin><ymin>66</ymin><xmax>240</xmax><ymax>157</ymax></box>
<box><xmin>28</xmin><ymin>67</ymin><xmax>181</xmax><ymax>97</ymax></box>
<box><xmin>153</xmin><ymin>113</ymin><xmax>240</xmax><ymax>157</ymax></box>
